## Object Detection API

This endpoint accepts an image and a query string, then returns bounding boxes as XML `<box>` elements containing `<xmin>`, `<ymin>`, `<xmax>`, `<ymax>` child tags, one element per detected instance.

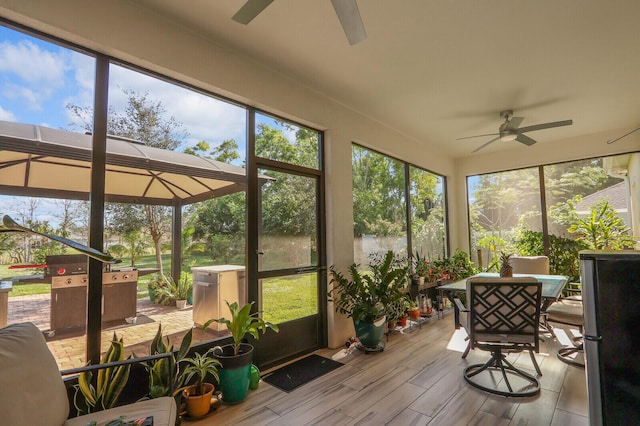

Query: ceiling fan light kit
<box><xmin>500</xmin><ymin>131</ymin><xmax>518</xmax><ymax>142</ymax></box>
<box><xmin>458</xmin><ymin>109</ymin><xmax>573</xmax><ymax>152</ymax></box>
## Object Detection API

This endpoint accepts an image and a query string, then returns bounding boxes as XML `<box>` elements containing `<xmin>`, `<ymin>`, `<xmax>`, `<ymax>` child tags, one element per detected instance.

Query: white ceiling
<box><xmin>131</xmin><ymin>0</ymin><xmax>640</xmax><ymax>158</ymax></box>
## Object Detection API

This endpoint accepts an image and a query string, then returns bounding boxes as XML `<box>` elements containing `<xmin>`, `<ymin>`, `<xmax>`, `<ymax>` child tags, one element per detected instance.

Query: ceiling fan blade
<box><xmin>505</xmin><ymin>116</ymin><xmax>524</xmax><ymax>130</ymax></box>
<box><xmin>232</xmin><ymin>0</ymin><xmax>274</xmax><ymax>24</ymax></box>
<box><xmin>456</xmin><ymin>133</ymin><xmax>499</xmax><ymax>140</ymax></box>
<box><xmin>472</xmin><ymin>136</ymin><xmax>500</xmax><ymax>153</ymax></box>
<box><xmin>515</xmin><ymin>133</ymin><xmax>537</xmax><ymax>146</ymax></box>
<box><xmin>330</xmin><ymin>0</ymin><xmax>367</xmax><ymax>45</ymax></box>
<box><xmin>517</xmin><ymin>119</ymin><xmax>573</xmax><ymax>134</ymax></box>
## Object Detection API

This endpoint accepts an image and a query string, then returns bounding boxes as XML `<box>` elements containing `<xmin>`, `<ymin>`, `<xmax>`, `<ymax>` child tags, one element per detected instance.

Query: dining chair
<box><xmin>510</xmin><ymin>255</ymin><xmax>550</xmax><ymax>275</ymax></box>
<box><xmin>544</xmin><ymin>283</ymin><xmax>584</xmax><ymax>368</ymax></box>
<box><xmin>454</xmin><ymin>277</ymin><xmax>542</xmax><ymax>397</ymax></box>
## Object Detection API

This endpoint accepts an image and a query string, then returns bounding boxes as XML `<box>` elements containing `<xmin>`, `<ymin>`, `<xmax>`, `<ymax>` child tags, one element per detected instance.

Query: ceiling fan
<box><xmin>232</xmin><ymin>0</ymin><xmax>367</xmax><ymax>45</ymax></box>
<box><xmin>458</xmin><ymin>110</ymin><xmax>573</xmax><ymax>153</ymax></box>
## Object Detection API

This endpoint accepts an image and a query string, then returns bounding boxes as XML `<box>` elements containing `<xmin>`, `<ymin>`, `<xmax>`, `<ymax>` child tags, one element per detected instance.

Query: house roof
<box><xmin>0</xmin><ymin>120</ymin><xmax>248</xmax><ymax>205</ymax></box>
<box><xmin>575</xmin><ymin>181</ymin><xmax>628</xmax><ymax>213</ymax></box>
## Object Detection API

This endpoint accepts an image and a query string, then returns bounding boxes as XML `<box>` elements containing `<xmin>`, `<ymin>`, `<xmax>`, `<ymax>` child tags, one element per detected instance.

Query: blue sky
<box><xmin>0</xmin><ymin>24</ymin><xmax>252</xmax><ymax>157</ymax></box>
<box><xmin>0</xmin><ymin>24</ymin><xmax>291</xmax><ymax>226</ymax></box>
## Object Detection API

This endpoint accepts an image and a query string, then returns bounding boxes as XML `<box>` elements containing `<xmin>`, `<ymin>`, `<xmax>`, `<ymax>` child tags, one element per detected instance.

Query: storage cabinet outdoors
<box><xmin>192</xmin><ymin>265</ymin><xmax>246</xmax><ymax>331</ymax></box>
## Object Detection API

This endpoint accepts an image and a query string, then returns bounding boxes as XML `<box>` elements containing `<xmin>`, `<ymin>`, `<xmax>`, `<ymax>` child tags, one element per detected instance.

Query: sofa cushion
<box><xmin>0</xmin><ymin>322</ymin><xmax>70</xmax><ymax>426</ymax></box>
<box><xmin>64</xmin><ymin>397</ymin><xmax>177</xmax><ymax>426</ymax></box>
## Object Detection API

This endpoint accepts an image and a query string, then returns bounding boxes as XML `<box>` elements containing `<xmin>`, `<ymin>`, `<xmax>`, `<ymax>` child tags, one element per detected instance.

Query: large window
<box><xmin>1</xmin><ymin>21</ymin><xmax>328</xmax><ymax>369</ymax></box>
<box><xmin>0</xmin><ymin>24</ymin><xmax>96</xmax><ymax>369</ymax></box>
<box><xmin>467</xmin><ymin>153</ymin><xmax>639</xmax><ymax>280</ymax></box>
<box><xmin>352</xmin><ymin>144</ymin><xmax>447</xmax><ymax>265</ymax></box>
<box><xmin>410</xmin><ymin>166</ymin><xmax>447</xmax><ymax>260</ymax></box>
<box><xmin>0</xmin><ymin>22</ymin><xmax>260</xmax><ymax>369</ymax></box>
<box><xmin>467</xmin><ymin>167</ymin><xmax>541</xmax><ymax>269</ymax></box>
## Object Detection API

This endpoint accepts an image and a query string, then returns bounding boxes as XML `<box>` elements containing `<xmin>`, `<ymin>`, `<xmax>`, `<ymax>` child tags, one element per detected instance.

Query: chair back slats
<box><xmin>468</xmin><ymin>277</ymin><xmax>542</xmax><ymax>349</ymax></box>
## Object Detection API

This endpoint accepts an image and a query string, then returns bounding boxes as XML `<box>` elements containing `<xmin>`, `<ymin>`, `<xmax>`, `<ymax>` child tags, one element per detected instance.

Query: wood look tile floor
<box><xmin>186</xmin><ymin>315</ymin><xmax>589</xmax><ymax>426</ymax></box>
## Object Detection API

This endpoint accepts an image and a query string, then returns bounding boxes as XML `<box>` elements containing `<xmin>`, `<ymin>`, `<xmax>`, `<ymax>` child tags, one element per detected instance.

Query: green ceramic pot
<box><xmin>353</xmin><ymin>316</ymin><xmax>386</xmax><ymax>348</ymax></box>
<box><xmin>213</xmin><ymin>343</ymin><xmax>253</xmax><ymax>404</ymax></box>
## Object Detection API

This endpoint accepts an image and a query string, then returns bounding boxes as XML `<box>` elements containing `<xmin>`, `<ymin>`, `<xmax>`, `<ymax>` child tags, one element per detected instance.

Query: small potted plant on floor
<box><xmin>204</xmin><ymin>301</ymin><xmax>279</xmax><ymax>404</ymax></box>
<box><xmin>180</xmin><ymin>348</ymin><xmax>221</xmax><ymax>418</ymax></box>
<box><xmin>154</xmin><ymin>272</ymin><xmax>192</xmax><ymax>308</ymax></box>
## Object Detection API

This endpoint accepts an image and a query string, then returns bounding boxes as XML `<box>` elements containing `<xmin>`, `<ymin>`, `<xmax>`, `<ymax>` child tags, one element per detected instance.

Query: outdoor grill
<box><xmin>46</xmin><ymin>254</ymin><xmax>139</xmax><ymax>333</ymax></box>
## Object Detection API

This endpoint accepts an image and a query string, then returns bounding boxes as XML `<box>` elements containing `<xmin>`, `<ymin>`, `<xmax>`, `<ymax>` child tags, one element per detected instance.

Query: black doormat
<box><xmin>262</xmin><ymin>354</ymin><xmax>344</xmax><ymax>392</ymax></box>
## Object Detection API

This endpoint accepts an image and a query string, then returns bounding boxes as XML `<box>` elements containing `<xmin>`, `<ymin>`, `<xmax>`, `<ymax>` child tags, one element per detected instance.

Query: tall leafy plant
<box><xmin>569</xmin><ymin>201</ymin><xmax>635</xmax><ymax>250</ymax></box>
<box><xmin>205</xmin><ymin>301</ymin><xmax>279</xmax><ymax>356</ymax></box>
<box><xmin>516</xmin><ymin>229</ymin><xmax>587</xmax><ymax>282</ymax></box>
<box><xmin>329</xmin><ymin>250</ymin><xmax>408</xmax><ymax>324</ymax></box>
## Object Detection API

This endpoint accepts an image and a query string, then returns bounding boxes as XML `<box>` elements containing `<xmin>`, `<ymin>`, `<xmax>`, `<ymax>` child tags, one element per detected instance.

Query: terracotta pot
<box><xmin>408</xmin><ymin>309</ymin><xmax>420</xmax><ymax>320</ymax></box>
<box><xmin>387</xmin><ymin>319</ymin><xmax>396</xmax><ymax>330</ymax></box>
<box><xmin>183</xmin><ymin>382</ymin><xmax>214</xmax><ymax>418</ymax></box>
<box><xmin>397</xmin><ymin>317</ymin><xmax>407</xmax><ymax>327</ymax></box>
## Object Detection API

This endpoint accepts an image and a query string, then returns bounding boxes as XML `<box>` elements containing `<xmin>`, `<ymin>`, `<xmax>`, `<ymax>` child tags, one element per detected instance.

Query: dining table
<box><xmin>438</xmin><ymin>272</ymin><xmax>569</xmax><ymax>329</ymax></box>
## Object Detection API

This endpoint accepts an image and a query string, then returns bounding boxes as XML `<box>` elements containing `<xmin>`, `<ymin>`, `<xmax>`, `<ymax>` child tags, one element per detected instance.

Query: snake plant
<box><xmin>145</xmin><ymin>324</ymin><xmax>193</xmax><ymax>399</ymax></box>
<box><xmin>73</xmin><ymin>333</ymin><xmax>131</xmax><ymax>415</ymax></box>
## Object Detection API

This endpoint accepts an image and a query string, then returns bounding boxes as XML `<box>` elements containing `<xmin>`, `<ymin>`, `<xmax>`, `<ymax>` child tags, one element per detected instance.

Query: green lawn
<box><xmin>261</xmin><ymin>274</ymin><xmax>318</xmax><ymax>324</ymax></box>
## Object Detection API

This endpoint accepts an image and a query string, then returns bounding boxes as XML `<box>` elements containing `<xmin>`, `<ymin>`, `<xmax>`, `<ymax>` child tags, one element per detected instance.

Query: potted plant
<box><xmin>407</xmin><ymin>298</ymin><xmax>421</xmax><ymax>320</ymax></box>
<box><xmin>386</xmin><ymin>298</ymin><xmax>401</xmax><ymax>331</ymax></box>
<box><xmin>180</xmin><ymin>348</ymin><xmax>221</xmax><ymax>418</ymax></box>
<box><xmin>329</xmin><ymin>250</ymin><xmax>408</xmax><ymax>348</ymax></box>
<box><xmin>204</xmin><ymin>301</ymin><xmax>279</xmax><ymax>404</ymax></box>
<box><xmin>413</xmin><ymin>251</ymin><xmax>428</xmax><ymax>285</ymax></box>
<box><xmin>154</xmin><ymin>272</ymin><xmax>192</xmax><ymax>308</ymax></box>
<box><xmin>147</xmin><ymin>274</ymin><xmax>165</xmax><ymax>303</ymax></box>
<box><xmin>448</xmin><ymin>249</ymin><xmax>478</xmax><ymax>281</ymax></box>
<box><xmin>397</xmin><ymin>297</ymin><xmax>411</xmax><ymax>327</ymax></box>
<box><xmin>144</xmin><ymin>325</ymin><xmax>193</xmax><ymax>401</ymax></box>
<box><xmin>74</xmin><ymin>333</ymin><xmax>131</xmax><ymax>415</ymax></box>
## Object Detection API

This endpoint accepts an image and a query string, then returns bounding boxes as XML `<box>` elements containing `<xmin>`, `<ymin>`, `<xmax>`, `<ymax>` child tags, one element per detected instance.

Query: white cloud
<box><xmin>0</xmin><ymin>39</ymin><xmax>69</xmax><ymax>114</ymax></box>
<box><xmin>0</xmin><ymin>104</ymin><xmax>16</xmax><ymax>121</ymax></box>
<box><xmin>108</xmin><ymin>64</ymin><xmax>247</xmax><ymax>153</ymax></box>
<box><xmin>0</xmin><ymin>39</ymin><xmax>66</xmax><ymax>85</ymax></box>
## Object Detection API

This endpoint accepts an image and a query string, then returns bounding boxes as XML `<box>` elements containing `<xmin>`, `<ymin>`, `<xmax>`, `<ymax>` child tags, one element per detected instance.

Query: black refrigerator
<box><xmin>580</xmin><ymin>250</ymin><xmax>640</xmax><ymax>426</ymax></box>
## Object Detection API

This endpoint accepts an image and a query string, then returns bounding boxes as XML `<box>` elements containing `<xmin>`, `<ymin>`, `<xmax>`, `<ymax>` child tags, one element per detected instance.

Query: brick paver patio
<box><xmin>7</xmin><ymin>294</ymin><xmax>226</xmax><ymax>370</ymax></box>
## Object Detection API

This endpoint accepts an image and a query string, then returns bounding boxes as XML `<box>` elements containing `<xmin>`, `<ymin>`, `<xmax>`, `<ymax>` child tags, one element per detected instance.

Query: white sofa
<box><xmin>0</xmin><ymin>322</ymin><xmax>176</xmax><ymax>426</ymax></box>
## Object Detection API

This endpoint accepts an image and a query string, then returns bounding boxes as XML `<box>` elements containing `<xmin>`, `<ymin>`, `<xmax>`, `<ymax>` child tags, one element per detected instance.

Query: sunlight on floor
<box><xmin>330</xmin><ymin>347</ymin><xmax>355</xmax><ymax>362</ymax></box>
<box><xmin>553</xmin><ymin>327</ymin><xmax>573</xmax><ymax>346</ymax></box>
<box><xmin>446</xmin><ymin>328</ymin><xmax>469</xmax><ymax>353</ymax></box>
